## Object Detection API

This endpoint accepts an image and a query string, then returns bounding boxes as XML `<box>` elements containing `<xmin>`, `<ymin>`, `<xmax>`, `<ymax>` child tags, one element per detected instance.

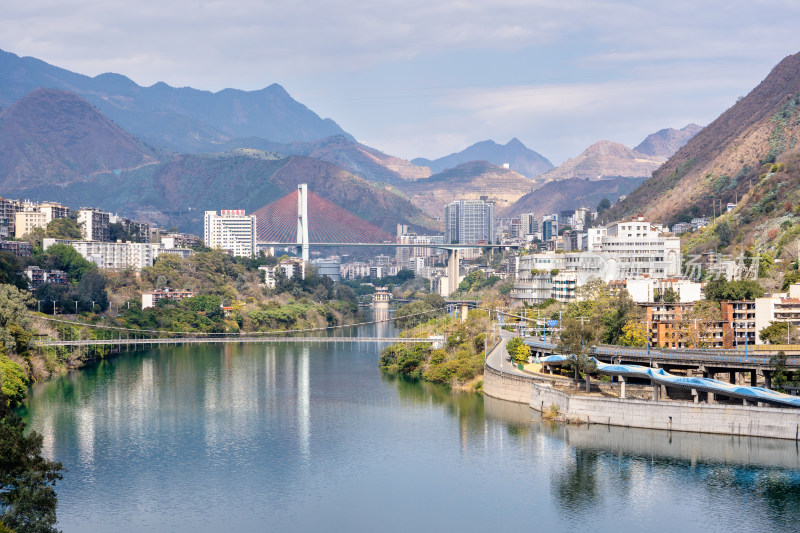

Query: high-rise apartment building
<box><xmin>14</xmin><ymin>210</ymin><xmax>47</xmax><ymax>238</ymax></box>
<box><xmin>444</xmin><ymin>200</ymin><xmax>495</xmax><ymax>245</ymax></box>
<box><xmin>39</xmin><ymin>202</ymin><xmax>70</xmax><ymax>223</ymax></box>
<box><xmin>204</xmin><ymin>210</ymin><xmax>257</xmax><ymax>257</ymax></box>
<box><xmin>77</xmin><ymin>208</ymin><xmax>111</xmax><ymax>242</ymax></box>
<box><xmin>520</xmin><ymin>213</ymin><xmax>539</xmax><ymax>238</ymax></box>
<box><xmin>542</xmin><ymin>214</ymin><xmax>559</xmax><ymax>241</ymax></box>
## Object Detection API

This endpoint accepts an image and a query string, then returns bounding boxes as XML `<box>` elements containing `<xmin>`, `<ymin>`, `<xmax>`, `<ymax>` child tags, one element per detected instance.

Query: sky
<box><xmin>3</xmin><ymin>1</ymin><xmax>800</xmax><ymax>165</ymax></box>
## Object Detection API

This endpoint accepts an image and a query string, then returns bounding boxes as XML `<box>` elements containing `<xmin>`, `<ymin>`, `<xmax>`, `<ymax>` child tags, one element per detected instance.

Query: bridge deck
<box><xmin>525</xmin><ymin>340</ymin><xmax>800</xmax><ymax>369</ymax></box>
<box><xmin>36</xmin><ymin>336</ymin><xmax>433</xmax><ymax>347</ymax></box>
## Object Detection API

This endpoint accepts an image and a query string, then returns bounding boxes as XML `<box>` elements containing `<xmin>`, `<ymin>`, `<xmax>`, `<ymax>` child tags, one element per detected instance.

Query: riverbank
<box><xmin>483</xmin><ymin>336</ymin><xmax>800</xmax><ymax>440</ymax></box>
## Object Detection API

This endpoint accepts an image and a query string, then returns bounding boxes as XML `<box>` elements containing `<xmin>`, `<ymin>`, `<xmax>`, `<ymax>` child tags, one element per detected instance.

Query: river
<box><xmin>20</xmin><ymin>319</ymin><xmax>800</xmax><ymax>532</ymax></box>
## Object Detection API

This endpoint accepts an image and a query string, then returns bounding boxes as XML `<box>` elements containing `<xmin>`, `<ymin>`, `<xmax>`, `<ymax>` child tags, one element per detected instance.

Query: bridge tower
<box><xmin>297</xmin><ymin>183</ymin><xmax>310</xmax><ymax>263</ymax></box>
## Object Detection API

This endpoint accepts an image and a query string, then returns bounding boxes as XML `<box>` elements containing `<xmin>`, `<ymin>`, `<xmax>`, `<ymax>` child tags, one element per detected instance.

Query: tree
<box><xmin>597</xmin><ymin>198</ymin><xmax>611</xmax><ymax>214</ymax></box>
<box><xmin>770</xmin><ymin>351</ymin><xmax>792</xmax><ymax>391</ymax></box>
<box><xmin>715</xmin><ymin>221</ymin><xmax>733</xmax><ymax>247</ymax></box>
<box><xmin>0</xmin><ymin>253</ymin><xmax>28</xmax><ymax>291</ymax></box>
<box><xmin>394</xmin><ymin>301</ymin><xmax>439</xmax><ymax>330</ymax></box>
<box><xmin>45</xmin><ymin>218</ymin><xmax>81</xmax><ymax>240</ymax></box>
<box><xmin>0</xmin><ymin>392</ymin><xmax>63</xmax><ymax>532</ymax></box>
<box><xmin>703</xmin><ymin>279</ymin><xmax>764</xmax><ymax>302</ymax></box>
<box><xmin>557</xmin><ymin>318</ymin><xmax>599</xmax><ymax>392</ymax></box>
<box><xmin>0</xmin><ymin>285</ymin><xmax>34</xmax><ymax>356</ymax></box>
<box><xmin>42</xmin><ymin>244</ymin><xmax>95</xmax><ymax>282</ymax></box>
<box><xmin>513</xmin><ymin>342</ymin><xmax>531</xmax><ymax>364</ymax></box>
<box><xmin>782</xmin><ymin>270</ymin><xmax>800</xmax><ymax>291</ymax></box>
<box><xmin>619</xmin><ymin>320</ymin><xmax>646</xmax><ymax>347</ymax></box>
<box><xmin>760</xmin><ymin>322</ymin><xmax>791</xmax><ymax>345</ymax></box>
<box><xmin>506</xmin><ymin>337</ymin><xmax>522</xmax><ymax>360</ymax></box>
<box><xmin>77</xmin><ymin>270</ymin><xmax>109</xmax><ymax>312</ymax></box>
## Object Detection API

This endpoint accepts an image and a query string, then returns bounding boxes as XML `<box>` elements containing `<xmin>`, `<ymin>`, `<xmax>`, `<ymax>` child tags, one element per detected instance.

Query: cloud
<box><xmin>2</xmin><ymin>0</ymin><xmax>800</xmax><ymax>161</ymax></box>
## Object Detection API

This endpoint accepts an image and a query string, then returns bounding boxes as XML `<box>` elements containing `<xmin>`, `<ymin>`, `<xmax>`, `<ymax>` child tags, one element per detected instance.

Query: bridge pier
<box><xmin>619</xmin><ymin>376</ymin><xmax>626</xmax><ymax>399</ymax></box>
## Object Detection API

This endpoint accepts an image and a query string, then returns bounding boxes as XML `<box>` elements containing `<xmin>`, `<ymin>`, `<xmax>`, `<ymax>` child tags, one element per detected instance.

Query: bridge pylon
<box><xmin>297</xmin><ymin>183</ymin><xmax>310</xmax><ymax>263</ymax></box>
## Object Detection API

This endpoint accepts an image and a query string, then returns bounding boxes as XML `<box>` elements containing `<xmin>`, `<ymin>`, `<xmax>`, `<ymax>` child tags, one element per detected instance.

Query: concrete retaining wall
<box><xmin>483</xmin><ymin>364</ymin><xmax>532</xmax><ymax>404</ymax></box>
<box><xmin>483</xmin><ymin>354</ymin><xmax>800</xmax><ymax>440</ymax></box>
<box><xmin>528</xmin><ymin>381</ymin><xmax>800</xmax><ymax>440</ymax></box>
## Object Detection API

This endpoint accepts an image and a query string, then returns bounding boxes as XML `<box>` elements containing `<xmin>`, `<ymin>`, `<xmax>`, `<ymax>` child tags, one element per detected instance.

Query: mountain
<box><xmin>0</xmin><ymin>48</ymin><xmax>351</xmax><ymax>152</ymax></box>
<box><xmin>500</xmin><ymin>176</ymin><xmax>647</xmax><ymax>218</ymax></box>
<box><xmin>0</xmin><ymin>88</ymin><xmax>157</xmax><ymax>189</ymax></box>
<box><xmin>394</xmin><ymin>161</ymin><xmax>538</xmax><ymax>217</ymax></box>
<box><xmin>634</xmin><ymin>124</ymin><xmax>703</xmax><ymax>158</ymax></box>
<box><xmin>225</xmin><ymin>135</ymin><xmax>431</xmax><ymax>184</ymax></box>
<box><xmin>6</xmin><ymin>151</ymin><xmax>437</xmax><ymax>236</ymax></box>
<box><xmin>607</xmin><ymin>51</ymin><xmax>800</xmax><ymax>226</ymax></box>
<box><xmin>412</xmin><ymin>138</ymin><xmax>553</xmax><ymax>178</ymax></box>
<box><xmin>539</xmin><ymin>140</ymin><xmax>665</xmax><ymax>182</ymax></box>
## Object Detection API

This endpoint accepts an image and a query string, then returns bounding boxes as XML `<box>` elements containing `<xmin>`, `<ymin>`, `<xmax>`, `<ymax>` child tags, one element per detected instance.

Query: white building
<box><xmin>43</xmin><ymin>238</ymin><xmax>193</xmax><ymax>271</ymax></box>
<box><xmin>599</xmin><ymin>218</ymin><xmax>681</xmax><ymax>278</ymax></box>
<box><xmin>204</xmin><ymin>210</ymin><xmax>257</xmax><ymax>258</ymax></box>
<box><xmin>755</xmin><ymin>284</ymin><xmax>800</xmax><ymax>344</ymax></box>
<box><xmin>259</xmin><ymin>258</ymin><xmax>307</xmax><ymax>288</ymax></box>
<box><xmin>624</xmin><ymin>278</ymin><xmax>703</xmax><ymax>304</ymax></box>
<box><xmin>512</xmin><ymin>217</ymin><xmax>682</xmax><ymax>305</ymax></box>
<box><xmin>77</xmin><ymin>208</ymin><xmax>111</xmax><ymax>241</ymax></box>
<box><xmin>142</xmin><ymin>289</ymin><xmax>197</xmax><ymax>309</ymax></box>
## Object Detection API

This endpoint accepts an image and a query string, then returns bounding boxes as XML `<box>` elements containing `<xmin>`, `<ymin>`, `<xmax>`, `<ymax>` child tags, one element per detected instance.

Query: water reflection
<box><xmin>20</xmin><ymin>337</ymin><xmax>800</xmax><ymax>533</ymax></box>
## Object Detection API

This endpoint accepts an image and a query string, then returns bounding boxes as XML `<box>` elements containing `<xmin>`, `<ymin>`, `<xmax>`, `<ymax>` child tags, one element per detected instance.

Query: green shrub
<box><xmin>0</xmin><ymin>355</ymin><xmax>28</xmax><ymax>407</ymax></box>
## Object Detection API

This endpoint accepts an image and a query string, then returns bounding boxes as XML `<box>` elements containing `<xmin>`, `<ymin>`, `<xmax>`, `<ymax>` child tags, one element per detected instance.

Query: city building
<box><xmin>38</xmin><ymin>202</ymin><xmax>70</xmax><ymax>223</ymax></box>
<box><xmin>312</xmin><ymin>257</ymin><xmax>341</xmax><ymax>282</ymax></box>
<box><xmin>23</xmin><ymin>266</ymin><xmax>68</xmax><ymax>290</ymax></box>
<box><xmin>512</xmin><ymin>217</ymin><xmax>683</xmax><ymax>305</ymax></box>
<box><xmin>142</xmin><ymin>288</ymin><xmax>197</xmax><ymax>309</ymax></box>
<box><xmin>14</xmin><ymin>210</ymin><xmax>47</xmax><ymax>238</ymax></box>
<box><xmin>624</xmin><ymin>278</ymin><xmax>703</xmax><ymax>304</ymax></box>
<box><xmin>444</xmin><ymin>199</ymin><xmax>495</xmax><ymax>245</ymax></box>
<box><xmin>77</xmin><ymin>208</ymin><xmax>111</xmax><ymax>242</ymax></box>
<box><xmin>541</xmin><ymin>215</ymin><xmax>558</xmax><ymax>242</ymax></box>
<box><xmin>520</xmin><ymin>213</ymin><xmax>539</xmax><ymax>240</ymax></box>
<box><xmin>754</xmin><ymin>284</ymin><xmax>800</xmax><ymax>344</ymax></box>
<box><xmin>42</xmin><ymin>238</ymin><xmax>191</xmax><ymax>271</ymax></box>
<box><xmin>109</xmin><ymin>214</ymin><xmax>150</xmax><ymax>242</ymax></box>
<box><xmin>259</xmin><ymin>258</ymin><xmax>307</xmax><ymax>288</ymax></box>
<box><xmin>204</xmin><ymin>210</ymin><xmax>257</xmax><ymax>258</ymax></box>
<box><xmin>645</xmin><ymin>302</ymin><xmax>732</xmax><ymax>349</ymax></box>
<box><xmin>721</xmin><ymin>300</ymin><xmax>756</xmax><ymax>347</ymax></box>
<box><xmin>161</xmin><ymin>233</ymin><xmax>201</xmax><ymax>249</ymax></box>
<box><xmin>599</xmin><ymin>217</ymin><xmax>681</xmax><ymax>278</ymax></box>
<box><xmin>0</xmin><ymin>240</ymin><xmax>32</xmax><ymax>257</ymax></box>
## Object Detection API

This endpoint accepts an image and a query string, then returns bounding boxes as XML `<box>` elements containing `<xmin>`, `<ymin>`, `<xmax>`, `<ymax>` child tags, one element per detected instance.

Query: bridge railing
<box><xmin>525</xmin><ymin>339</ymin><xmax>800</xmax><ymax>367</ymax></box>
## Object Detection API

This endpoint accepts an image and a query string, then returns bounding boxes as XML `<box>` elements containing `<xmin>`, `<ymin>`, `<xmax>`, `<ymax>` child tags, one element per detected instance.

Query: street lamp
<box><xmin>52</xmin><ymin>300</ymin><xmax>57</xmax><ymax>315</ymax></box>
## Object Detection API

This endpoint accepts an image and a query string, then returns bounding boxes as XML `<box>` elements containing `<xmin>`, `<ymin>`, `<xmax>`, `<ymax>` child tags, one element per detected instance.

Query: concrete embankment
<box><xmin>483</xmin><ymin>340</ymin><xmax>800</xmax><ymax>441</ymax></box>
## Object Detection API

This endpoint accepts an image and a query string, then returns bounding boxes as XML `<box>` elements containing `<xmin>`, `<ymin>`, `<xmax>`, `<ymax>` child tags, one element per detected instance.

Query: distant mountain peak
<box><xmin>541</xmin><ymin>140</ymin><xmax>665</xmax><ymax>181</ymax></box>
<box><xmin>634</xmin><ymin>124</ymin><xmax>703</xmax><ymax>158</ymax></box>
<box><xmin>411</xmin><ymin>138</ymin><xmax>553</xmax><ymax>178</ymax></box>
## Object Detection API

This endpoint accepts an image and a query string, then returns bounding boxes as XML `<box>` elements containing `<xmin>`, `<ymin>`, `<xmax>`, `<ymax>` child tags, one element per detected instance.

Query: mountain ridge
<box><xmin>0</xmin><ymin>48</ymin><xmax>352</xmax><ymax>152</ymax></box>
<box><xmin>607</xmin><ymin>50</ymin><xmax>800</xmax><ymax>225</ymax></box>
<box><xmin>412</xmin><ymin>138</ymin><xmax>553</xmax><ymax>178</ymax></box>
